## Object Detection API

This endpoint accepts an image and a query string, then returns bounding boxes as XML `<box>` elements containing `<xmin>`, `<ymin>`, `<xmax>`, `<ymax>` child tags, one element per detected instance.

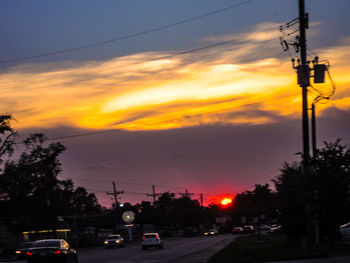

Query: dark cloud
<box><xmin>16</xmin><ymin>107</ymin><xmax>350</xmax><ymax>206</ymax></box>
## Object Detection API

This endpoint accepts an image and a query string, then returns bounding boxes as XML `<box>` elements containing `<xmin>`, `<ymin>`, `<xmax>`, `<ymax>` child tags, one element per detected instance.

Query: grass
<box><xmin>208</xmin><ymin>234</ymin><xmax>350</xmax><ymax>263</ymax></box>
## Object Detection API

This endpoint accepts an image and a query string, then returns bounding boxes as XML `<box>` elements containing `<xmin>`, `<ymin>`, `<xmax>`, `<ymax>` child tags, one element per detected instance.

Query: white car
<box><xmin>339</xmin><ymin>223</ymin><xmax>350</xmax><ymax>240</ymax></box>
<box><xmin>142</xmin><ymin>233</ymin><xmax>163</xmax><ymax>250</ymax></box>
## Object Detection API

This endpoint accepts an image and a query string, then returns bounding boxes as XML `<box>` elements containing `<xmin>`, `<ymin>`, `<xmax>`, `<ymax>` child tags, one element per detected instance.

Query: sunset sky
<box><xmin>1</xmin><ymin>0</ymin><xmax>350</xmax><ymax>206</ymax></box>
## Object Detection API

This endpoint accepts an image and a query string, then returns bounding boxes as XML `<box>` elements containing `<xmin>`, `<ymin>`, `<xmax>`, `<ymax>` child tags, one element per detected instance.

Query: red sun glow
<box><xmin>221</xmin><ymin>198</ymin><xmax>232</xmax><ymax>205</ymax></box>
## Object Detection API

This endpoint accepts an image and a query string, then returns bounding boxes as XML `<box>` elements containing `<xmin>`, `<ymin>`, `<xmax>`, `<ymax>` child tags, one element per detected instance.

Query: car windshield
<box><xmin>19</xmin><ymin>242</ymin><xmax>33</xmax><ymax>249</ymax></box>
<box><xmin>144</xmin><ymin>234</ymin><xmax>157</xmax><ymax>238</ymax></box>
<box><xmin>33</xmin><ymin>241</ymin><xmax>60</xmax><ymax>248</ymax></box>
<box><xmin>107</xmin><ymin>235</ymin><xmax>121</xmax><ymax>239</ymax></box>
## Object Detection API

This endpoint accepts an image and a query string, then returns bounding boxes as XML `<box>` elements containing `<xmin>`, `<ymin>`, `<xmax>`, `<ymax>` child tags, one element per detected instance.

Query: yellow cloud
<box><xmin>1</xmin><ymin>23</ymin><xmax>350</xmax><ymax>131</ymax></box>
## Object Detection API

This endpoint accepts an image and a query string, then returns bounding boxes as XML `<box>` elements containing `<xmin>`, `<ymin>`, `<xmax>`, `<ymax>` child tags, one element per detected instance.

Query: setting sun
<box><xmin>221</xmin><ymin>198</ymin><xmax>232</xmax><ymax>205</ymax></box>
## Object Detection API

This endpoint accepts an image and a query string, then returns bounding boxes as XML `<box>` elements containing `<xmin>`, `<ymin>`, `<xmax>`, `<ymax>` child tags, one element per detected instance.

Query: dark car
<box><xmin>104</xmin><ymin>234</ymin><xmax>125</xmax><ymax>248</ymax></box>
<box><xmin>203</xmin><ymin>229</ymin><xmax>219</xmax><ymax>236</ymax></box>
<box><xmin>15</xmin><ymin>241</ymin><xmax>34</xmax><ymax>259</ymax></box>
<box><xmin>26</xmin><ymin>239</ymin><xmax>78</xmax><ymax>263</ymax></box>
<box><xmin>232</xmin><ymin>227</ymin><xmax>244</xmax><ymax>235</ymax></box>
<box><xmin>243</xmin><ymin>225</ymin><xmax>254</xmax><ymax>234</ymax></box>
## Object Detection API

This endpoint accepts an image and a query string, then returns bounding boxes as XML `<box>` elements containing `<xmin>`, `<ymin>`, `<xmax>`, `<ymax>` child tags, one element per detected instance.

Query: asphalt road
<box><xmin>6</xmin><ymin>234</ymin><xmax>235</xmax><ymax>263</ymax></box>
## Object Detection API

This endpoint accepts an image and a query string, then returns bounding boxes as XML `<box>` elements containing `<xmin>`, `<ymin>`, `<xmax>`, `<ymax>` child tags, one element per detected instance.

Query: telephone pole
<box><xmin>311</xmin><ymin>102</ymin><xmax>317</xmax><ymax>156</ymax></box>
<box><xmin>298</xmin><ymin>0</ymin><xmax>310</xmax><ymax>169</ymax></box>
<box><xmin>147</xmin><ymin>185</ymin><xmax>161</xmax><ymax>205</ymax></box>
<box><xmin>107</xmin><ymin>181</ymin><xmax>124</xmax><ymax>207</ymax></box>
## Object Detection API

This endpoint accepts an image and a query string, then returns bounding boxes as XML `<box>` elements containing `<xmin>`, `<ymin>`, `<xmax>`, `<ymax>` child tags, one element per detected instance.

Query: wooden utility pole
<box><xmin>147</xmin><ymin>185</ymin><xmax>161</xmax><ymax>205</ymax></box>
<box><xmin>107</xmin><ymin>181</ymin><xmax>124</xmax><ymax>207</ymax></box>
<box><xmin>298</xmin><ymin>0</ymin><xmax>310</xmax><ymax>169</ymax></box>
<box><xmin>311</xmin><ymin>102</ymin><xmax>317</xmax><ymax>156</ymax></box>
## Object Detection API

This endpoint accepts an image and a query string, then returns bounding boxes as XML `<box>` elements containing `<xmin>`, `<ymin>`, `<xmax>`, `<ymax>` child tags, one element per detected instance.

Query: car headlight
<box><xmin>15</xmin><ymin>251</ymin><xmax>22</xmax><ymax>254</ymax></box>
<box><xmin>104</xmin><ymin>241</ymin><xmax>108</xmax><ymax>244</ymax></box>
<box><xmin>115</xmin><ymin>240</ymin><xmax>120</xmax><ymax>243</ymax></box>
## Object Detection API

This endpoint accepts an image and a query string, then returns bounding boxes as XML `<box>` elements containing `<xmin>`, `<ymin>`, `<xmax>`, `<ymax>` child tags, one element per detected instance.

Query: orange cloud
<box><xmin>1</xmin><ymin>23</ymin><xmax>349</xmax><ymax>131</ymax></box>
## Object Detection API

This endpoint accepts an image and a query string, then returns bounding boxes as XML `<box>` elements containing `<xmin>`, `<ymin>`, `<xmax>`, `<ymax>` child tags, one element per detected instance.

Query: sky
<box><xmin>1</xmin><ymin>0</ymin><xmax>350</xmax><ymax>207</ymax></box>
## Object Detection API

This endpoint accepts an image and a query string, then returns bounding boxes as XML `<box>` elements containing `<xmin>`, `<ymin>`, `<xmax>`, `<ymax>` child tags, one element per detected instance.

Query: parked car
<box><xmin>26</xmin><ymin>239</ymin><xmax>78</xmax><ymax>263</ymax></box>
<box><xmin>339</xmin><ymin>222</ymin><xmax>350</xmax><ymax>240</ymax></box>
<box><xmin>232</xmin><ymin>227</ymin><xmax>244</xmax><ymax>235</ymax></box>
<box><xmin>243</xmin><ymin>225</ymin><xmax>255</xmax><ymax>234</ymax></box>
<box><xmin>267</xmin><ymin>224</ymin><xmax>282</xmax><ymax>234</ymax></box>
<box><xmin>142</xmin><ymin>233</ymin><xmax>163</xmax><ymax>250</ymax></box>
<box><xmin>104</xmin><ymin>234</ymin><xmax>125</xmax><ymax>248</ymax></box>
<box><xmin>15</xmin><ymin>241</ymin><xmax>34</xmax><ymax>259</ymax></box>
<box><xmin>204</xmin><ymin>229</ymin><xmax>219</xmax><ymax>236</ymax></box>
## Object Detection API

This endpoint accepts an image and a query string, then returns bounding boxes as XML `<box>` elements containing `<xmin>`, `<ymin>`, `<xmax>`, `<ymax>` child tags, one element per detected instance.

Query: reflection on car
<box><xmin>231</xmin><ymin>227</ymin><xmax>244</xmax><ymax>235</ymax></box>
<box><xmin>204</xmin><ymin>229</ymin><xmax>218</xmax><ymax>236</ymax></box>
<box><xmin>104</xmin><ymin>234</ymin><xmax>125</xmax><ymax>248</ymax></box>
<box><xmin>340</xmin><ymin>222</ymin><xmax>350</xmax><ymax>240</ymax></box>
<box><xmin>243</xmin><ymin>225</ymin><xmax>254</xmax><ymax>234</ymax></box>
<box><xmin>142</xmin><ymin>233</ymin><xmax>163</xmax><ymax>250</ymax></box>
<box><xmin>26</xmin><ymin>239</ymin><xmax>78</xmax><ymax>263</ymax></box>
<box><xmin>15</xmin><ymin>241</ymin><xmax>34</xmax><ymax>259</ymax></box>
<box><xmin>267</xmin><ymin>224</ymin><xmax>281</xmax><ymax>234</ymax></box>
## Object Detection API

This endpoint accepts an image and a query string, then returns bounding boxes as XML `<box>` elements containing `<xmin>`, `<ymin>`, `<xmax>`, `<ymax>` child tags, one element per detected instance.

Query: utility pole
<box><xmin>184</xmin><ymin>189</ymin><xmax>193</xmax><ymax>198</ymax></box>
<box><xmin>107</xmin><ymin>181</ymin><xmax>124</xmax><ymax>232</ymax></box>
<box><xmin>179</xmin><ymin>189</ymin><xmax>194</xmax><ymax>198</ymax></box>
<box><xmin>200</xmin><ymin>193</ymin><xmax>204</xmax><ymax>207</ymax></box>
<box><xmin>298</xmin><ymin>0</ymin><xmax>310</xmax><ymax>169</ymax></box>
<box><xmin>311</xmin><ymin>102</ymin><xmax>317</xmax><ymax>156</ymax></box>
<box><xmin>107</xmin><ymin>181</ymin><xmax>124</xmax><ymax>207</ymax></box>
<box><xmin>280</xmin><ymin>1</ymin><xmax>331</xmax><ymax>250</ymax></box>
<box><xmin>147</xmin><ymin>185</ymin><xmax>161</xmax><ymax>205</ymax></box>
<box><xmin>282</xmin><ymin>2</ymin><xmax>329</xmax><ymax>163</ymax></box>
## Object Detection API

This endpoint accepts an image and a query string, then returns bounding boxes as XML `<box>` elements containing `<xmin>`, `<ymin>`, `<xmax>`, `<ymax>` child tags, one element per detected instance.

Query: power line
<box><xmin>60</xmin><ymin>175</ymin><xmax>191</xmax><ymax>190</ymax></box>
<box><xmin>0</xmin><ymin>0</ymin><xmax>253</xmax><ymax>65</ymax></box>
<box><xmin>46</xmin><ymin>93</ymin><xmax>296</xmax><ymax>142</ymax></box>
<box><xmin>1</xmin><ymin>27</ymin><xmax>278</xmax><ymax>92</ymax></box>
<box><xmin>12</xmin><ymin>91</ymin><xmax>298</xmax><ymax>144</ymax></box>
<box><xmin>46</xmin><ymin>129</ymin><xmax>121</xmax><ymax>141</ymax></box>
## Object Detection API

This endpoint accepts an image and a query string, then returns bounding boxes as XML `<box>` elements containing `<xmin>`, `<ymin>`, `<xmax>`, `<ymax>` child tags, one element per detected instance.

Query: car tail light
<box><xmin>27</xmin><ymin>251</ymin><xmax>33</xmax><ymax>256</ymax></box>
<box><xmin>143</xmin><ymin>236</ymin><xmax>146</xmax><ymax>240</ymax></box>
<box><xmin>155</xmin><ymin>235</ymin><xmax>159</xmax><ymax>239</ymax></box>
<box><xmin>54</xmin><ymin>250</ymin><xmax>61</xmax><ymax>254</ymax></box>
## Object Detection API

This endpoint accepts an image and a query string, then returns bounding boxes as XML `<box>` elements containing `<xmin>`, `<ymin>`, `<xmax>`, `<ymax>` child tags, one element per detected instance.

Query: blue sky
<box><xmin>1</xmin><ymin>0</ymin><xmax>349</xmax><ymax>65</ymax></box>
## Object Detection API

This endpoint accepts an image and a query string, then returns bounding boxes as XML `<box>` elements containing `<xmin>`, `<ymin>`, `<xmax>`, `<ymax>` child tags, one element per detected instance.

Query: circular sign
<box><xmin>122</xmin><ymin>211</ymin><xmax>135</xmax><ymax>223</ymax></box>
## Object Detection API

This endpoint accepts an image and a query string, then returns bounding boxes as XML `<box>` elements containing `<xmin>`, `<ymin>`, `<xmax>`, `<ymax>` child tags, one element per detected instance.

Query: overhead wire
<box><xmin>23</xmin><ymin>91</ymin><xmax>299</xmax><ymax>143</ymax></box>
<box><xmin>0</xmin><ymin>0</ymin><xmax>253</xmax><ymax>65</ymax></box>
<box><xmin>0</xmin><ymin>25</ymin><xmax>280</xmax><ymax>92</ymax></box>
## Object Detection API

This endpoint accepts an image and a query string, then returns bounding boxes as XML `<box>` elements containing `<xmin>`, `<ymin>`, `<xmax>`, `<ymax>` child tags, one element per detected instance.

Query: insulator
<box><xmin>293</xmin><ymin>42</ymin><xmax>300</xmax><ymax>53</ymax></box>
<box><xmin>281</xmin><ymin>40</ymin><xmax>289</xmax><ymax>51</ymax></box>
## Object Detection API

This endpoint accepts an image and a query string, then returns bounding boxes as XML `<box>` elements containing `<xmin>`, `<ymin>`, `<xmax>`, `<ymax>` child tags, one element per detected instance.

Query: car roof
<box><xmin>34</xmin><ymin>239</ymin><xmax>63</xmax><ymax>242</ymax></box>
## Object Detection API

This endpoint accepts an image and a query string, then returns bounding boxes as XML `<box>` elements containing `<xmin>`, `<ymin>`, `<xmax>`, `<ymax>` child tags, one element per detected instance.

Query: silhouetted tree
<box><xmin>0</xmin><ymin>115</ymin><xmax>17</xmax><ymax>171</ymax></box>
<box><xmin>0</xmin><ymin>133</ymin><xmax>102</xmax><ymax>231</ymax></box>
<box><xmin>231</xmin><ymin>184</ymin><xmax>277</xmax><ymax>225</ymax></box>
<box><xmin>274</xmin><ymin>140</ymin><xmax>350</xmax><ymax>240</ymax></box>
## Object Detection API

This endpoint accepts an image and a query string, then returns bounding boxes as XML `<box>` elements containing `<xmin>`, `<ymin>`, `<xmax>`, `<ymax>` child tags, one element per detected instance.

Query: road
<box><xmin>6</xmin><ymin>234</ymin><xmax>235</xmax><ymax>263</ymax></box>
